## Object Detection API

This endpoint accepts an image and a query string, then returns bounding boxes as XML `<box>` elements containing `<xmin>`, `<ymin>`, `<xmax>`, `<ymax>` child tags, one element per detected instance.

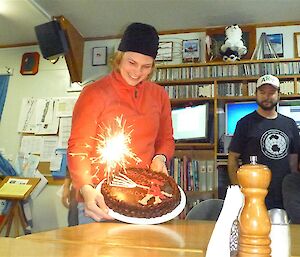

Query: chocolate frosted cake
<box><xmin>101</xmin><ymin>168</ymin><xmax>181</xmax><ymax>218</ymax></box>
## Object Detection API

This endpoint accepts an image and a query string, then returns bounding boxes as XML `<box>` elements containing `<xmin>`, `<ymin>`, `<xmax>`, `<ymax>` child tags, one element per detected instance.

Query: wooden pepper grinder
<box><xmin>237</xmin><ymin>156</ymin><xmax>272</xmax><ymax>257</ymax></box>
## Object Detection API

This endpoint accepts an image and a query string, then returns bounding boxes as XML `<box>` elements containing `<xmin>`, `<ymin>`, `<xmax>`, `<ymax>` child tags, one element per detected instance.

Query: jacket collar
<box><xmin>111</xmin><ymin>71</ymin><xmax>144</xmax><ymax>92</ymax></box>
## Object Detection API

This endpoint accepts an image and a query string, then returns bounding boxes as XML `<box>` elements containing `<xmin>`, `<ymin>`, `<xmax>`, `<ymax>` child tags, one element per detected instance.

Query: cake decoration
<box><xmin>138</xmin><ymin>179</ymin><xmax>173</xmax><ymax>206</ymax></box>
<box><xmin>101</xmin><ymin>168</ymin><xmax>181</xmax><ymax>218</ymax></box>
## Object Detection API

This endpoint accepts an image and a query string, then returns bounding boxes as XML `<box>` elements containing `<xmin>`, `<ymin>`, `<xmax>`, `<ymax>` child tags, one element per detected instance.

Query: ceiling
<box><xmin>1</xmin><ymin>0</ymin><xmax>300</xmax><ymax>47</ymax></box>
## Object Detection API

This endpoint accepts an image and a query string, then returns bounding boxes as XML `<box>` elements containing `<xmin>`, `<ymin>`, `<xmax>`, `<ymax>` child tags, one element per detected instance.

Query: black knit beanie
<box><xmin>118</xmin><ymin>22</ymin><xmax>159</xmax><ymax>59</ymax></box>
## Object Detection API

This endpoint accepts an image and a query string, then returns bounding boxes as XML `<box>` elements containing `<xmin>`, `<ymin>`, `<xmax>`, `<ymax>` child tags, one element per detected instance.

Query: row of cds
<box><xmin>163</xmin><ymin>80</ymin><xmax>300</xmax><ymax>98</ymax></box>
<box><xmin>164</xmin><ymin>84</ymin><xmax>214</xmax><ymax>98</ymax></box>
<box><xmin>154</xmin><ymin>61</ymin><xmax>300</xmax><ymax>82</ymax></box>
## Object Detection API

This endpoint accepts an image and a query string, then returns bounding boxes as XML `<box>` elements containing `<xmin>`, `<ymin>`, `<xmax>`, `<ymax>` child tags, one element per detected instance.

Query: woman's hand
<box><xmin>150</xmin><ymin>155</ymin><xmax>168</xmax><ymax>175</ymax></box>
<box><xmin>80</xmin><ymin>184</ymin><xmax>114</xmax><ymax>221</ymax></box>
<box><xmin>62</xmin><ymin>178</ymin><xmax>71</xmax><ymax>208</ymax></box>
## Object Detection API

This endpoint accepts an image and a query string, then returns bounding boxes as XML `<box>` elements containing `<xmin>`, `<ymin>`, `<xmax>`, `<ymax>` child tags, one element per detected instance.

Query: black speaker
<box><xmin>34</xmin><ymin>20</ymin><xmax>69</xmax><ymax>60</ymax></box>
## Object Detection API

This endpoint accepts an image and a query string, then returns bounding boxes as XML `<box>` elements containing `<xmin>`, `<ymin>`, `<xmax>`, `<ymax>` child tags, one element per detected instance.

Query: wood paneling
<box><xmin>56</xmin><ymin>16</ymin><xmax>84</xmax><ymax>83</ymax></box>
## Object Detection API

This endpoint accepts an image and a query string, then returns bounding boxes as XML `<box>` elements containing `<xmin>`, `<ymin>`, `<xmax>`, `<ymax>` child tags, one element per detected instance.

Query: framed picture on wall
<box><xmin>263</xmin><ymin>33</ymin><xmax>284</xmax><ymax>58</ymax></box>
<box><xmin>156</xmin><ymin>41</ymin><xmax>173</xmax><ymax>62</ymax></box>
<box><xmin>20</xmin><ymin>52</ymin><xmax>40</xmax><ymax>75</ymax></box>
<box><xmin>92</xmin><ymin>47</ymin><xmax>107</xmax><ymax>66</ymax></box>
<box><xmin>182</xmin><ymin>39</ymin><xmax>200</xmax><ymax>63</ymax></box>
<box><xmin>294</xmin><ymin>32</ymin><xmax>300</xmax><ymax>58</ymax></box>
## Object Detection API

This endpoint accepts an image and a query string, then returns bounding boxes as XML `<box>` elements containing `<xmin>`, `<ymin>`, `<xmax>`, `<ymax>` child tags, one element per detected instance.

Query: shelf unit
<box><xmin>154</xmin><ymin>58</ymin><xmax>300</xmax><ymax>204</ymax></box>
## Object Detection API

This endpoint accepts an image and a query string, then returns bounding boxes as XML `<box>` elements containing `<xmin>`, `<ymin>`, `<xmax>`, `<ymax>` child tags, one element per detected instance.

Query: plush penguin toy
<box><xmin>220</xmin><ymin>24</ymin><xmax>247</xmax><ymax>62</ymax></box>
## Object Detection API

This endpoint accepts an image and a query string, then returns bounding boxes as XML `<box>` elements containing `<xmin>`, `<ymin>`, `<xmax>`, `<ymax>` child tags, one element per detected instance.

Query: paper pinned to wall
<box><xmin>20</xmin><ymin>136</ymin><xmax>43</xmax><ymax>155</ymax></box>
<box><xmin>58</xmin><ymin>117</ymin><xmax>72</xmax><ymax>148</ymax></box>
<box><xmin>35</xmin><ymin>99</ymin><xmax>59</xmax><ymax>135</ymax></box>
<box><xmin>40</xmin><ymin>136</ymin><xmax>59</xmax><ymax>162</ymax></box>
<box><xmin>17</xmin><ymin>97</ymin><xmax>71</xmax><ymax>135</ymax></box>
<box><xmin>55</xmin><ymin>97</ymin><xmax>77</xmax><ymax>117</ymax></box>
<box><xmin>19</xmin><ymin>135</ymin><xmax>59</xmax><ymax>162</ymax></box>
<box><xmin>50</xmin><ymin>152</ymin><xmax>63</xmax><ymax>171</ymax></box>
<box><xmin>18</xmin><ymin>98</ymin><xmax>38</xmax><ymax>133</ymax></box>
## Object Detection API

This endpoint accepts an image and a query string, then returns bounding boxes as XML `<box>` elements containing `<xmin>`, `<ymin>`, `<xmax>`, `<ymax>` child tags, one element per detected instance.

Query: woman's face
<box><xmin>119</xmin><ymin>52</ymin><xmax>154</xmax><ymax>86</ymax></box>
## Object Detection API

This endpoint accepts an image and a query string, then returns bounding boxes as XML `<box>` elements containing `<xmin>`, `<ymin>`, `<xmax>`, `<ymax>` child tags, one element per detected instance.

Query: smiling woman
<box><xmin>67</xmin><ymin>22</ymin><xmax>175</xmax><ymax>225</ymax></box>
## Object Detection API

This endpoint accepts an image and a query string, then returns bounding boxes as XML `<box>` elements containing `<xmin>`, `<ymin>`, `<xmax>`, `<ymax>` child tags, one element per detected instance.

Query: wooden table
<box><xmin>19</xmin><ymin>220</ymin><xmax>214</xmax><ymax>252</ymax></box>
<box><xmin>7</xmin><ymin>220</ymin><xmax>300</xmax><ymax>256</ymax></box>
<box><xmin>0</xmin><ymin>237</ymin><xmax>199</xmax><ymax>257</ymax></box>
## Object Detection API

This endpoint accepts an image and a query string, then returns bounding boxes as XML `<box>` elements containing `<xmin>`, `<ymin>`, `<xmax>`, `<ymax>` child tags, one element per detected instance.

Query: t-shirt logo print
<box><xmin>260</xmin><ymin>129</ymin><xmax>289</xmax><ymax>159</ymax></box>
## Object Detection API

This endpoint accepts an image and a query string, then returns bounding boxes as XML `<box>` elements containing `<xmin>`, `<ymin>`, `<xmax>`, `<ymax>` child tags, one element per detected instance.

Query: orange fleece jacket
<box><xmin>67</xmin><ymin>71</ymin><xmax>175</xmax><ymax>192</ymax></box>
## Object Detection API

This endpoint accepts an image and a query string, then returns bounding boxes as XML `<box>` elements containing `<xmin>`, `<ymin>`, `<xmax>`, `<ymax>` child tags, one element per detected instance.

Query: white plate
<box><xmin>96</xmin><ymin>181</ymin><xmax>186</xmax><ymax>225</ymax></box>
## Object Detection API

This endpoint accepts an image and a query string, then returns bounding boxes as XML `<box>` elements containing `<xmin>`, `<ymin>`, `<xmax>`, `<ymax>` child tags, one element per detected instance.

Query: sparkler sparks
<box><xmin>92</xmin><ymin>116</ymin><xmax>141</xmax><ymax>180</ymax></box>
<box><xmin>69</xmin><ymin>115</ymin><xmax>141</xmax><ymax>183</ymax></box>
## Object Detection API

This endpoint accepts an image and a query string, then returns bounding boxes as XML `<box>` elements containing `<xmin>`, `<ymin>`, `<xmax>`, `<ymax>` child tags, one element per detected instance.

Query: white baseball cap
<box><xmin>257</xmin><ymin>74</ymin><xmax>280</xmax><ymax>89</ymax></box>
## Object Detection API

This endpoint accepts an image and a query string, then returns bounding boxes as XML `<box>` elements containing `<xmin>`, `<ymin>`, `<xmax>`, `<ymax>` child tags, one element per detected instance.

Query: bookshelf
<box><xmin>154</xmin><ymin>58</ymin><xmax>300</xmax><ymax>206</ymax></box>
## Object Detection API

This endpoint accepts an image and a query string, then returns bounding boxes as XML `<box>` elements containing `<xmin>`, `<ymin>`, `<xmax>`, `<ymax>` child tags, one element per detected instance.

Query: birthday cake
<box><xmin>101</xmin><ymin>168</ymin><xmax>181</xmax><ymax>218</ymax></box>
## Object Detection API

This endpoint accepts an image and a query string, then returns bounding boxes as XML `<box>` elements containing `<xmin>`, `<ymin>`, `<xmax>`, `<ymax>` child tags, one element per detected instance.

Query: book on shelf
<box><xmin>170</xmin><ymin>157</ymin><xmax>215</xmax><ymax>193</ymax></box>
<box><xmin>206</xmin><ymin>160</ymin><xmax>215</xmax><ymax>191</ymax></box>
<box><xmin>198</xmin><ymin>160</ymin><xmax>207</xmax><ymax>192</ymax></box>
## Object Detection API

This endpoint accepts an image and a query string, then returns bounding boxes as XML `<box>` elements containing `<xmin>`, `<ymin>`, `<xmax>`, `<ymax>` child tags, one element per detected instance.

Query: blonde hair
<box><xmin>110</xmin><ymin>51</ymin><xmax>156</xmax><ymax>79</ymax></box>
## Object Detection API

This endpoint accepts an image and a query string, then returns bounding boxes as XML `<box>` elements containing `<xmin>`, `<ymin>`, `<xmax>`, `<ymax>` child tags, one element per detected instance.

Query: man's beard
<box><xmin>256</xmin><ymin>100</ymin><xmax>278</xmax><ymax>111</ymax></box>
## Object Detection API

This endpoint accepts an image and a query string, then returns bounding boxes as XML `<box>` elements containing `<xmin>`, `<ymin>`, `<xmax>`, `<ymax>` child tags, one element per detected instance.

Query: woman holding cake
<box><xmin>67</xmin><ymin>22</ymin><xmax>175</xmax><ymax>224</ymax></box>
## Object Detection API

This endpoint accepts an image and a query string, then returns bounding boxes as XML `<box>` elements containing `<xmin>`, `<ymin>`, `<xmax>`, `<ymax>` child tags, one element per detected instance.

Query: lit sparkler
<box><xmin>69</xmin><ymin>115</ymin><xmax>141</xmax><ymax>183</ymax></box>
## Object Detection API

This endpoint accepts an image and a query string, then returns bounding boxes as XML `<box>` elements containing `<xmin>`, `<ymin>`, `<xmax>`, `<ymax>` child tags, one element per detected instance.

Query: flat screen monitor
<box><xmin>225</xmin><ymin>101</ymin><xmax>258</xmax><ymax>136</ymax></box>
<box><xmin>278</xmin><ymin>100</ymin><xmax>300</xmax><ymax>130</ymax></box>
<box><xmin>172</xmin><ymin>103</ymin><xmax>208</xmax><ymax>141</ymax></box>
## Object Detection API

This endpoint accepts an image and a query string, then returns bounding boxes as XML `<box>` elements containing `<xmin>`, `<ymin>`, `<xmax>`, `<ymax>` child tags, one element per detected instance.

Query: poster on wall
<box><xmin>264</xmin><ymin>33</ymin><xmax>284</xmax><ymax>58</ymax></box>
<box><xmin>182</xmin><ymin>39</ymin><xmax>200</xmax><ymax>62</ymax></box>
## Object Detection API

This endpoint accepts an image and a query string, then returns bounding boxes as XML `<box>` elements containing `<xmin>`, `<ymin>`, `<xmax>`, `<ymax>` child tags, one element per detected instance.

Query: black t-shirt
<box><xmin>229</xmin><ymin>111</ymin><xmax>300</xmax><ymax>209</ymax></box>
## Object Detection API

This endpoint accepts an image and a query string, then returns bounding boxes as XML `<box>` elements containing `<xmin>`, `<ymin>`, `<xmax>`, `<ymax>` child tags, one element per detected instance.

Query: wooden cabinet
<box><xmin>154</xmin><ymin>58</ymin><xmax>300</xmax><ymax>206</ymax></box>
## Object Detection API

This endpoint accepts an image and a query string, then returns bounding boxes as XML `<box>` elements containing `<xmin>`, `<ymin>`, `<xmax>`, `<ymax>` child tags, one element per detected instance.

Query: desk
<box><xmin>18</xmin><ymin>220</ymin><xmax>300</xmax><ymax>256</ymax></box>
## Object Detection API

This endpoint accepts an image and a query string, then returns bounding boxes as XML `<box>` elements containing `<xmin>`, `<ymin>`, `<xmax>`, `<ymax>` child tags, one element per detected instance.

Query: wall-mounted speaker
<box><xmin>34</xmin><ymin>20</ymin><xmax>69</xmax><ymax>60</ymax></box>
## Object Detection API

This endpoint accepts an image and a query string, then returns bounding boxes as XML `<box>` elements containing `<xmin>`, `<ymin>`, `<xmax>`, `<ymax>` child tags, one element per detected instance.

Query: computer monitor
<box><xmin>278</xmin><ymin>100</ymin><xmax>300</xmax><ymax>130</ymax></box>
<box><xmin>172</xmin><ymin>103</ymin><xmax>208</xmax><ymax>141</ymax></box>
<box><xmin>225</xmin><ymin>101</ymin><xmax>258</xmax><ymax>136</ymax></box>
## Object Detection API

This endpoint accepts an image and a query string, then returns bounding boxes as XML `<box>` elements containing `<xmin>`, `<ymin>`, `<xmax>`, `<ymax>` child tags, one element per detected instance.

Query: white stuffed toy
<box><xmin>220</xmin><ymin>24</ymin><xmax>247</xmax><ymax>61</ymax></box>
